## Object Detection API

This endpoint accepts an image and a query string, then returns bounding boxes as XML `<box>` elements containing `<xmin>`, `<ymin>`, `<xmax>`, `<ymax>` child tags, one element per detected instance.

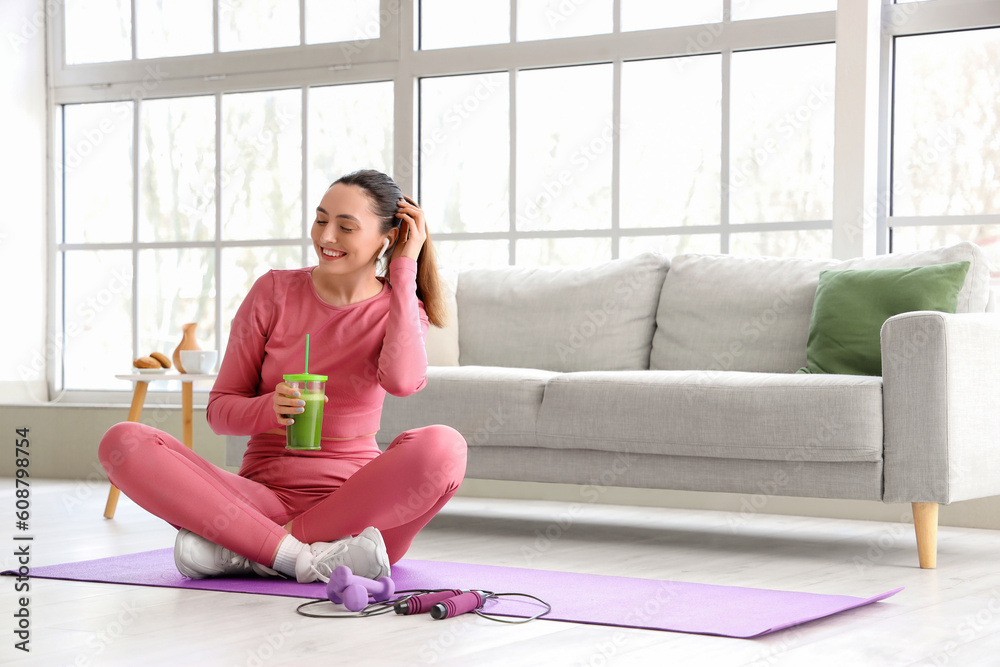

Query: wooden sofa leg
<box><xmin>912</xmin><ymin>502</ymin><xmax>939</xmax><ymax>569</ymax></box>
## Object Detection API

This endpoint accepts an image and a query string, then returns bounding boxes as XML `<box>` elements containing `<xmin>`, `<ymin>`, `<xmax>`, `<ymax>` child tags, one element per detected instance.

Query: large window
<box><xmin>416</xmin><ymin>8</ymin><xmax>839</xmax><ymax>266</ymax></box>
<box><xmin>889</xmin><ymin>25</ymin><xmax>1000</xmax><ymax>276</ymax></box>
<box><xmin>59</xmin><ymin>82</ymin><xmax>393</xmax><ymax>392</ymax></box>
<box><xmin>62</xmin><ymin>0</ymin><xmax>382</xmax><ymax>63</ymax></box>
<box><xmin>50</xmin><ymin>0</ymin><xmax>1000</xmax><ymax>397</ymax></box>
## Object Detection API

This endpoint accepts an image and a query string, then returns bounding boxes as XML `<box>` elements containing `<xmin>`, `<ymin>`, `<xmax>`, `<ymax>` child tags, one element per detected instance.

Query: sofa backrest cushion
<box><xmin>836</xmin><ymin>241</ymin><xmax>991</xmax><ymax>313</ymax></box>
<box><xmin>457</xmin><ymin>252</ymin><xmax>670</xmax><ymax>372</ymax></box>
<box><xmin>651</xmin><ymin>241</ymin><xmax>991</xmax><ymax>373</ymax></box>
<box><xmin>651</xmin><ymin>253</ymin><xmax>835</xmax><ymax>373</ymax></box>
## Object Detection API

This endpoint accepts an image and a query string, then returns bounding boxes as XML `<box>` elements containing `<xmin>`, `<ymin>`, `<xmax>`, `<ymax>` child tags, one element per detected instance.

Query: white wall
<box><xmin>0</xmin><ymin>0</ymin><xmax>48</xmax><ymax>403</ymax></box>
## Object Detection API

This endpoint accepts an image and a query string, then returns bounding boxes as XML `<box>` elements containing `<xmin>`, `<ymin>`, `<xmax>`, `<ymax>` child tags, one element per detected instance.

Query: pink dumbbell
<box><xmin>326</xmin><ymin>565</ymin><xmax>395</xmax><ymax>612</ymax></box>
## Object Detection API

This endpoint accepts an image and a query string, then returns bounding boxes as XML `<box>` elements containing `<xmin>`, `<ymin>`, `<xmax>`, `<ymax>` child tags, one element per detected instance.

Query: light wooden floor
<box><xmin>2</xmin><ymin>480</ymin><xmax>1000</xmax><ymax>666</ymax></box>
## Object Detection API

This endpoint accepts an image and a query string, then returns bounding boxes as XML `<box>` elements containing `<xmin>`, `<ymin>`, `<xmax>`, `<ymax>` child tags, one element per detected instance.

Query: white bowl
<box><xmin>180</xmin><ymin>350</ymin><xmax>218</xmax><ymax>374</ymax></box>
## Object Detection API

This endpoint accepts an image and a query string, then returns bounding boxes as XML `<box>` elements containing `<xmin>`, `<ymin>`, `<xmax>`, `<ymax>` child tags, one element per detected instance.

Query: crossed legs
<box><xmin>98</xmin><ymin>422</ymin><xmax>467</xmax><ymax>568</ymax></box>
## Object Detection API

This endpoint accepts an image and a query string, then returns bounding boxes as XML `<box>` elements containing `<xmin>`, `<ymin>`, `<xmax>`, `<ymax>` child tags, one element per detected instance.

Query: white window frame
<box><xmin>46</xmin><ymin>0</ymin><xmax>1000</xmax><ymax>403</ymax></box>
<box><xmin>879</xmin><ymin>1</ymin><xmax>1000</xmax><ymax>251</ymax></box>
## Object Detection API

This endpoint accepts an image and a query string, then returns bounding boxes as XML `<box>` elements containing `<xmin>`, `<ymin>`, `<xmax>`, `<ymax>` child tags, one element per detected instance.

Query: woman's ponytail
<box><xmin>411</xmin><ymin>227</ymin><xmax>447</xmax><ymax>328</ymax></box>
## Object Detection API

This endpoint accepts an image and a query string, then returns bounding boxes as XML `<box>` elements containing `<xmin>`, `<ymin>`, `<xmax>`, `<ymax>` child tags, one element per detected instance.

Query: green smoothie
<box><xmin>286</xmin><ymin>394</ymin><xmax>324</xmax><ymax>450</ymax></box>
<box><xmin>283</xmin><ymin>372</ymin><xmax>328</xmax><ymax>451</ymax></box>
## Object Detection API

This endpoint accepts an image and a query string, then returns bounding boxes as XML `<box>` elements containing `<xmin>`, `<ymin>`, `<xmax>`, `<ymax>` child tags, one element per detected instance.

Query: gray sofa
<box><xmin>227</xmin><ymin>241</ymin><xmax>999</xmax><ymax>568</ymax></box>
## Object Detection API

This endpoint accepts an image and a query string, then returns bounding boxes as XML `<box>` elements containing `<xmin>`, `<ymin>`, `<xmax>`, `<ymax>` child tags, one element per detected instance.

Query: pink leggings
<box><xmin>98</xmin><ymin>422</ymin><xmax>467</xmax><ymax>566</ymax></box>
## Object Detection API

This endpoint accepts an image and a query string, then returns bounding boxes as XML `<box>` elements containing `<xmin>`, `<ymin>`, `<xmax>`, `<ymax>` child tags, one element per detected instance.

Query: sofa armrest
<box><xmin>882</xmin><ymin>311</ymin><xmax>1000</xmax><ymax>503</ymax></box>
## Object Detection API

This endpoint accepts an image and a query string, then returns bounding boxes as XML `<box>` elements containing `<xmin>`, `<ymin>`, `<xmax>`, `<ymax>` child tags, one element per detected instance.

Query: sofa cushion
<box><xmin>534</xmin><ymin>370</ymin><xmax>884</xmax><ymax>463</ymax></box>
<box><xmin>836</xmin><ymin>241</ymin><xmax>990</xmax><ymax>313</ymax></box>
<box><xmin>465</xmin><ymin>447</ymin><xmax>883</xmax><ymax>501</ymax></box>
<box><xmin>377</xmin><ymin>365</ymin><xmax>557</xmax><ymax>448</ymax></box>
<box><xmin>799</xmin><ymin>261</ymin><xmax>971</xmax><ymax>376</ymax></box>
<box><xmin>457</xmin><ymin>252</ymin><xmax>670</xmax><ymax>372</ymax></box>
<box><xmin>651</xmin><ymin>241</ymin><xmax>992</xmax><ymax>373</ymax></box>
<box><xmin>651</xmin><ymin>254</ymin><xmax>836</xmax><ymax>373</ymax></box>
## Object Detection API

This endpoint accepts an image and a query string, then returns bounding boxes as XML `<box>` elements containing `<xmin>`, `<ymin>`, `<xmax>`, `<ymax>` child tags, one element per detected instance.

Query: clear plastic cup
<box><xmin>283</xmin><ymin>373</ymin><xmax>328</xmax><ymax>451</ymax></box>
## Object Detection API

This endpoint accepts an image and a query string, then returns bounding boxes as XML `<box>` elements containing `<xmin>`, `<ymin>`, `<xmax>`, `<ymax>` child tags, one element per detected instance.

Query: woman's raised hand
<box><xmin>392</xmin><ymin>195</ymin><xmax>427</xmax><ymax>262</ymax></box>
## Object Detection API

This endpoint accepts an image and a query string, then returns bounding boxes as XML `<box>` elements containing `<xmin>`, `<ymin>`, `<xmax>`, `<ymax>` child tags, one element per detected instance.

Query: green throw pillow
<box><xmin>798</xmin><ymin>261</ymin><xmax>970</xmax><ymax>376</ymax></box>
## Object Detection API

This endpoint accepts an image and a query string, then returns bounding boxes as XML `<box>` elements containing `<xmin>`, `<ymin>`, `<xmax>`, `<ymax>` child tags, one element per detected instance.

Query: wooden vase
<box><xmin>172</xmin><ymin>323</ymin><xmax>202</xmax><ymax>373</ymax></box>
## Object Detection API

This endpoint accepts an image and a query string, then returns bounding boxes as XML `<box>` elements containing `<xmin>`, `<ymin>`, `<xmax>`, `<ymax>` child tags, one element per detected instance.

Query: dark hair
<box><xmin>330</xmin><ymin>169</ymin><xmax>447</xmax><ymax>328</ymax></box>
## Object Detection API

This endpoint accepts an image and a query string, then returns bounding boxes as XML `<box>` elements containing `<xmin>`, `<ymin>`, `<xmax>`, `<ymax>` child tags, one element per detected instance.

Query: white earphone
<box><xmin>377</xmin><ymin>237</ymin><xmax>391</xmax><ymax>260</ymax></box>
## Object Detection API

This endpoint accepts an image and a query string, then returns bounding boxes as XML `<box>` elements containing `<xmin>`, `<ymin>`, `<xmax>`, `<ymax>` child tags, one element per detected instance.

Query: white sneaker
<box><xmin>294</xmin><ymin>526</ymin><xmax>390</xmax><ymax>584</ymax></box>
<box><xmin>174</xmin><ymin>529</ymin><xmax>283</xmax><ymax>579</ymax></box>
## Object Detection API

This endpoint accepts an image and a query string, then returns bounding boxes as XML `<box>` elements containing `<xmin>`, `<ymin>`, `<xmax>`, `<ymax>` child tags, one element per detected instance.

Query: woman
<box><xmin>99</xmin><ymin>169</ymin><xmax>468</xmax><ymax>584</ymax></box>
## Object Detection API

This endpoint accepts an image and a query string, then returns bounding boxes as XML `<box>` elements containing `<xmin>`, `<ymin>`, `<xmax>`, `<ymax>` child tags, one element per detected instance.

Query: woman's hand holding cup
<box><xmin>273</xmin><ymin>381</ymin><xmax>328</xmax><ymax>427</ymax></box>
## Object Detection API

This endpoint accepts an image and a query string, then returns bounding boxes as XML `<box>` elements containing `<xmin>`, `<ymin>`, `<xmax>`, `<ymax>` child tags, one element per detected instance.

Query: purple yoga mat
<box><xmin>4</xmin><ymin>550</ymin><xmax>901</xmax><ymax>638</ymax></box>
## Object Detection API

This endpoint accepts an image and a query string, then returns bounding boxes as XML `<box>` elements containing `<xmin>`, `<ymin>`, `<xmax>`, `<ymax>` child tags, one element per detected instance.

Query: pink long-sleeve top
<box><xmin>207</xmin><ymin>256</ymin><xmax>429</xmax><ymax>440</ymax></box>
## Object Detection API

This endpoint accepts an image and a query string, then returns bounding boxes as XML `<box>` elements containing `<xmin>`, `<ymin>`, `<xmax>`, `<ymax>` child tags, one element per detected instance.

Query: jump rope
<box><xmin>295</xmin><ymin>566</ymin><xmax>551</xmax><ymax>624</ymax></box>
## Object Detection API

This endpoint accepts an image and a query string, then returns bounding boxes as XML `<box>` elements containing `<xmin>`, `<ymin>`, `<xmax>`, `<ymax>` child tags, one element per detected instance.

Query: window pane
<box><xmin>63</xmin><ymin>251</ymin><xmax>133</xmax><ymax>390</ymax></box>
<box><xmin>308</xmin><ymin>82</ymin><xmax>393</xmax><ymax>213</ymax></box>
<box><xmin>893</xmin><ymin>29</ymin><xmax>1000</xmax><ymax>217</ymax></box>
<box><xmin>220</xmin><ymin>0</ymin><xmax>299</xmax><ymax>52</ymax></box>
<box><xmin>220</xmin><ymin>246</ymin><xmax>303</xmax><ymax>353</ymax></box>
<box><xmin>307</xmin><ymin>0</ymin><xmax>381</xmax><ymax>44</ymax></box>
<box><xmin>139</xmin><ymin>96</ymin><xmax>216</xmax><ymax>242</ymax></box>
<box><xmin>732</xmin><ymin>0</ymin><xmax>836</xmax><ymax>22</ymax></box>
<box><xmin>421</xmin><ymin>0</ymin><xmax>509</xmax><ymax>49</ymax></box>
<box><xmin>621</xmin><ymin>55</ymin><xmax>721</xmax><ymax>228</ymax></box>
<box><xmin>65</xmin><ymin>0</ymin><xmax>131</xmax><ymax>64</ymax></box>
<box><xmin>136</xmin><ymin>0</ymin><xmax>212</xmax><ymax>59</ymax></box>
<box><xmin>729</xmin><ymin>230</ymin><xmax>832</xmax><ymax>258</ymax></box>
<box><xmin>622</xmin><ymin>1</ymin><xmax>722</xmax><ymax>31</ymax></box>
<box><xmin>620</xmin><ymin>234</ymin><xmax>720</xmax><ymax>258</ymax></box>
<box><xmin>517</xmin><ymin>64</ymin><xmax>613</xmax><ymax>232</ymax></box>
<box><xmin>730</xmin><ymin>44</ymin><xmax>835</xmax><ymax>224</ymax></box>
<box><xmin>891</xmin><ymin>226</ymin><xmax>1000</xmax><ymax>285</ymax></box>
<box><xmin>221</xmin><ymin>89</ymin><xmax>302</xmax><ymax>241</ymax></box>
<box><xmin>434</xmin><ymin>239</ymin><xmax>510</xmax><ymax>269</ymax></box>
<box><xmin>137</xmin><ymin>248</ymin><xmax>217</xmax><ymax>364</ymax></box>
<box><xmin>420</xmin><ymin>73</ymin><xmax>509</xmax><ymax>234</ymax></box>
<box><xmin>518</xmin><ymin>0</ymin><xmax>612</xmax><ymax>42</ymax></box>
<box><xmin>517</xmin><ymin>237</ymin><xmax>611</xmax><ymax>266</ymax></box>
<box><xmin>64</xmin><ymin>102</ymin><xmax>134</xmax><ymax>244</ymax></box>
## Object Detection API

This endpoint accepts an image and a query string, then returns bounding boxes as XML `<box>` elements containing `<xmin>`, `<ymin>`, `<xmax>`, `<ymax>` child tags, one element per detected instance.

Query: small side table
<box><xmin>104</xmin><ymin>372</ymin><xmax>218</xmax><ymax>519</ymax></box>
